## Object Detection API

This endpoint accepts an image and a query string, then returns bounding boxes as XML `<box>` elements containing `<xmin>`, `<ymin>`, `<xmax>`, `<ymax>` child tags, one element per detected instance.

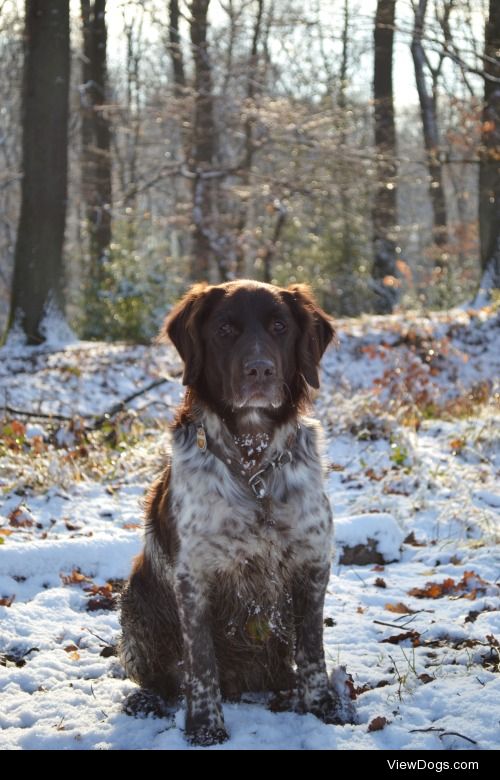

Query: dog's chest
<box><xmin>170</xmin><ymin>440</ymin><xmax>331</xmax><ymax>576</ymax></box>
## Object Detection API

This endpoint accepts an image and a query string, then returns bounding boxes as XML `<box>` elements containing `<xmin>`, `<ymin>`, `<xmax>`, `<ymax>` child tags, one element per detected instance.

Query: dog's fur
<box><xmin>119</xmin><ymin>280</ymin><xmax>338</xmax><ymax>745</ymax></box>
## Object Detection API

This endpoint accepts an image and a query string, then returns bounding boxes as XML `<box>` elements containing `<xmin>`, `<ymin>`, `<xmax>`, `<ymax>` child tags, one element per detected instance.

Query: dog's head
<box><xmin>162</xmin><ymin>280</ymin><xmax>334</xmax><ymax>419</ymax></box>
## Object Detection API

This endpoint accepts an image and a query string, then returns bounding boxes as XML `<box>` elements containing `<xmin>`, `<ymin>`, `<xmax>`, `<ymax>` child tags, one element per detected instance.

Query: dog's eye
<box><xmin>218</xmin><ymin>323</ymin><xmax>235</xmax><ymax>337</ymax></box>
<box><xmin>271</xmin><ymin>319</ymin><xmax>287</xmax><ymax>334</ymax></box>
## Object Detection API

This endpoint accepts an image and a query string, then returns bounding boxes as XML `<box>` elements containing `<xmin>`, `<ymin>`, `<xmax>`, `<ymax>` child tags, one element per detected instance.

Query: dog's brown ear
<box><xmin>282</xmin><ymin>284</ymin><xmax>335</xmax><ymax>389</ymax></box>
<box><xmin>160</xmin><ymin>284</ymin><xmax>224</xmax><ymax>386</ymax></box>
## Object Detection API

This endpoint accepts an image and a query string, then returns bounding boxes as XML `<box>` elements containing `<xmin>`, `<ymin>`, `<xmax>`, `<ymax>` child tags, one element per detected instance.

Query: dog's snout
<box><xmin>244</xmin><ymin>359</ymin><xmax>275</xmax><ymax>380</ymax></box>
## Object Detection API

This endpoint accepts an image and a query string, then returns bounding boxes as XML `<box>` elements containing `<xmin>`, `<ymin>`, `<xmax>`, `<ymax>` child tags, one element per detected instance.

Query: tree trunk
<box><xmin>478</xmin><ymin>0</ymin><xmax>500</xmax><ymax>294</ymax></box>
<box><xmin>169</xmin><ymin>0</ymin><xmax>186</xmax><ymax>95</ymax></box>
<box><xmin>235</xmin><ymin>0</ymin><xmax>264</xmax><ymax>276</ymax></box>
<box><xmin>338</xmin><ymin>0</ymin><xmax>353</xmax><ymax>281</ymax></box>
<box><xmin>8</xmin><ymin>0</ymin><xmax>70</xmax><ymax>344</ymax></box>
<box><xmin>411</xmin><ymin>0</ymin><xmax>448</xmax><ymax>271</ymax></box>
<box><xmin>189</xmin><ymin>0</ymin><xmax>218</xmax><ymax>281</ymax></box>
<box><xmin>372</xmin><ymin>0</ymin><xmax>398</xmax><ymax>314</ymax></box>
<box><xmin>80</xmin><ymin>0</ymin><xmax>112</xmax><ymax>334</ymax></box>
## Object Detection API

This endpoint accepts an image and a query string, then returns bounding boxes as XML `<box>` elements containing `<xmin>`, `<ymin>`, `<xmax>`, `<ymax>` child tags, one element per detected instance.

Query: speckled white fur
<box><xmin>169</xmin><ymin>411</ymin><xmax>333</xmax><ymax>582</ymax></box>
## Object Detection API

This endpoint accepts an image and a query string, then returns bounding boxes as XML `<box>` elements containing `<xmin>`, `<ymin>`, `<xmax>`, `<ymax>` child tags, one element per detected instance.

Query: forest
<box><xmin>0</xmin><ymin>0</ymin><xmax>499</xmax><ymax>754</ymax></box>
<box><xmin>1</xmin><ymin>0</ymin><xmax>499</xmax><ymax>343</ymax></box>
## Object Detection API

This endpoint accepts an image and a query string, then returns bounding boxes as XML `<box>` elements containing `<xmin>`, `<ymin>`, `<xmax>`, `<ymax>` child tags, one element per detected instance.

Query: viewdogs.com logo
<box><xmin>387</xmin><ymin>761</ymin><xmax>479</xmax><ymax>772</ymax></box>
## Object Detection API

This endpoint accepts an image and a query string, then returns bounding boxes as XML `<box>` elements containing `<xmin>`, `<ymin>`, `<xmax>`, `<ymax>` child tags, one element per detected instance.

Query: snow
<box><xmin>334</xmin><ymin>513</ymin><xmax>404</xmax><ymax>562</ymax></box>
<box><xmin>0</xmin><ymin>305</ymin><xmax>499</xmax><ymax>750</ymax></box>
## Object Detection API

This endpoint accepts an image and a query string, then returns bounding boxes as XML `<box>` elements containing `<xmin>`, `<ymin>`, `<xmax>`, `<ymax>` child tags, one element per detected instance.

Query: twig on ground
<box><xmin>409</xmin><ymin>726</ymin><xmax>477</xmax><ymax>745</ymax></box>
<box><xmin>1</xmin><ymin>375</ymin><xmax>177</xmax><ymax>429</ymax></box>
<box><xmin>374</xmin><ymin>619</ymin><xmax>417</xmax><ymax>630</ymax></box>
<box><xmin>91</xmin><ymin>377</ymin><xmax>170</xmax><ymax>429</ymax></box>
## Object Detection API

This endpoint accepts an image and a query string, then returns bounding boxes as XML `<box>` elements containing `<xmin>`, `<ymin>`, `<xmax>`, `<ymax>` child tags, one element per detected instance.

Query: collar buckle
<box><xmin>248</xmin><ymin>471</ymin><xmax>268</xmax><ymax>499</ymax></box>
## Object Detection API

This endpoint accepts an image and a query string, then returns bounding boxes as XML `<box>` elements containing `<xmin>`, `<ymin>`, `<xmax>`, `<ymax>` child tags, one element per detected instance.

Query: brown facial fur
<box><xmin>162</xmin><ymin>280</ymin><xmax>334</xmax><ymax>433</ymax></box>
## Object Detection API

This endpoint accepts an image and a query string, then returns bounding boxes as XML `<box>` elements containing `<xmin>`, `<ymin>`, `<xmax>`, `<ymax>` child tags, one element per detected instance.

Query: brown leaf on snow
<box><xmin>60</xmin><ymin>569</ymin><xmax>93</xmax><ymax>586</ymax></box>
<box><xmin>64</xmin><ymin>520</ymin><xmax>82</xmax><ymax>531</ymax></box>
<box><xmin>0</xmin><ymin>595</ymin><xmax>15</xmax><ymax>607</ymax></box>
<box><xmin>403</xmin><ymin>531</ymin><xmax>426</xmax><ymax>546</ymax></box>
<box><xmin>380</xmin><ymin>630</ymin><xmax>421</xmax><ymax>646</ymax></box>
<box><xmin>409</xmin><ymin>578</ymin><xmax>456</xmax><ymax>599</ymax></box>
<box><xmin>84</xmin><ymin>582</ymin><xmax>113</xmax><ymax>596</ymax></box>
<box><xmin>368</xmin><ymin>716</ymin><xmax>389</xmax><ymax>732</ymax></box>
<box><xmin>100</xmin><ymin>645</ymin><xmax>117</xmax><ymax>658</ymax></box>
<box><xmin>365</xmin><ymin>468</ymin><xmax>385</xmax><ymax>481</ymax></box>
<box><xmin>409</xmin><ymin>571</ymin><xmax>492</xmax><ymax>600</ymax></box>
<box><xmin>8</xmin><ymin>506</ymin><xmax>34</xmax><ymax>528</ymax></box>
<box><xmin>86</xmin><ymin>595</ymin><xmax>117</xmax><ymax>612</ymax></box>
<box><xmin>63</xmin><ymin>644</ymin><xmax>79</xmax><ymax>653</ymax></box>
<box><xmin>418</xmin><ymin>673</ymin><xmax>435</xmax><ymax>684</ymax></box>
<box><xmin>374</xmin><ymin>577</ymin><xmax>387</xmax><ymax>588</ymax></box>
<box><xmin>385</xmin><ymin>602</ymin><xmax>415</xmax><ymax>614</ymax></box>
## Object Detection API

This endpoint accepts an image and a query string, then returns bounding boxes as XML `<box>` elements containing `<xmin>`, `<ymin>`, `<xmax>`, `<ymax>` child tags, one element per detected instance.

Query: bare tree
<box><xmin>169</xmin><ymin>0</ymin><xmax>186</xmax><ymax>95</ymax></box>
<box><xmin>410</xmin><ymin>0</ymin><xmax>450</xmax><ymax>274</ymax></box>
<box><xmin>80</xmin><ymin>0</ymin><xmax>112</xmax><ymax>335</ymax></box>
<box><xmin>372</xmin><ymin>0</ymin><xmax>399</xmax><ymax>313</ymax></box>
<box><xmin>478</xmin><ymin>0</ymin><xmax>500</xmax><ymax>293</ymax></box>
<box><xmin>8</xmin><ymin>0</ymin><xmax>70</xmax><ymax>343</ymax></box>
<box><xmin>235</xmin><ymin>0</ymin><xmax>265</xmax><ymax>276</ymax></box>
<box><xmin>190</xmin><ymin>0</ymin><xmax>219</xmax><ymax>280</ymax></box>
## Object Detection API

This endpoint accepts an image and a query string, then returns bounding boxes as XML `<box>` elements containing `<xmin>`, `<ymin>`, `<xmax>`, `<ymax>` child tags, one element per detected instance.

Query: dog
<box><xmin>119</xmin><ymin>279</ymin><xmax>340</xmax><ymax>745</ymax></box>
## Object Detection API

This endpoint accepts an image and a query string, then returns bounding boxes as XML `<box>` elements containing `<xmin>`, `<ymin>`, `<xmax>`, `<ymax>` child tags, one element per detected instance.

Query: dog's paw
<box><xmin>329</xmin><ymin>665</ymin><xmax>358</xmax><ymax>725</ymax></box>
<box><xmin>122</xmin><ymin>689</ymin><xmax>173</xmax><ymax>719</ymax></box>
<box><xmin>298</xmin><ymin>689</ymin><xmax>344</xmax><ymax>725</ymax></box>
<box><xmin>308</xmin><ymin>691</ymin><xmax>342</xmax><ymax>726</ymax></box>
<box><xmin>268</xmin><ymin>688</ymin><xmax>297</xmax><ymax>713</ymax></box>
<box><xmin>186</xmin><ymin>725</ymin><xmax>229</xmax><ymax>746</ymax></box>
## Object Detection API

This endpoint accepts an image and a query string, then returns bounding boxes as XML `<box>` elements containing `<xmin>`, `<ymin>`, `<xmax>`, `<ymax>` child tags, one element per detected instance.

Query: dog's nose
<box><xmin>244</xmin><ymin>359</ymin><xmax>275</xmax><ymax>380</ymax></box>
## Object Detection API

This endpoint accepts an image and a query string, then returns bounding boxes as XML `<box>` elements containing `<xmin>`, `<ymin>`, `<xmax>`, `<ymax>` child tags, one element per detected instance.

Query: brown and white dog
<box><xmin>120</xmin><ymin>280</ymin><xmax>340</xmax><ymax>745</ymax></box>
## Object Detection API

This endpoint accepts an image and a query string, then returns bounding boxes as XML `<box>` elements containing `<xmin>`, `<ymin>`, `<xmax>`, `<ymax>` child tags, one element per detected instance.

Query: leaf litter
<box><xmin>0</xmin><ymin>305</ymin><xmax>499</xmax><ymax>749</ymax></box>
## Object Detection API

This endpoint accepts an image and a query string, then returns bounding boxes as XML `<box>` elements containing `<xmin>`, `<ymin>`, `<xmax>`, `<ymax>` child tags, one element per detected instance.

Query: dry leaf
<box><xmin>404</xmin><ymin>532</ymin><xmax>425</xmax><ymax>547</ymax></box>
<box><xmin>8</xmin><ymin>506</ymin><xmax>34</xmax><ymax>528</ymax></box>
<box><xmin>385</xmin><ymin>602</ymin><xmax>415</xmax><ymax>614</ymax></box>
<box><xmin>368</xmin><ymin>716</ymin><xmax>389</xmax><ymax>732</ymax></box>
<box><xmin>409</xmin><ymin>571</ymin><xmax>491</xmax><ymax>600</ymax></box>
<box><xmin>61</xmin><ymin>569</ymin><xmax>93</xmax><ymax>586</ymax></box>
<box><xmin>380</xmin><ymin>630</ymin><xmax>420</xmax><ymax>646</ymax></box>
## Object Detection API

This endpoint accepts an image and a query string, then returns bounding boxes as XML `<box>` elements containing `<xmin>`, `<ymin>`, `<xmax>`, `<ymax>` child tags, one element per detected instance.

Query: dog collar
<box><xmin>192</xmin><ymin>422</ymin><xmax>296</xmax><ymax>501</ymax></box>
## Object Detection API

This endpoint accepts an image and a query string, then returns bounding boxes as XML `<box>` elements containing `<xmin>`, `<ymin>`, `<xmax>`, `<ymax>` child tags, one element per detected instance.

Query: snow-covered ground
<box><xmin>0</xmin><ymin>306</ymin><xmax>499</xmax><ymax>750</ymax></box>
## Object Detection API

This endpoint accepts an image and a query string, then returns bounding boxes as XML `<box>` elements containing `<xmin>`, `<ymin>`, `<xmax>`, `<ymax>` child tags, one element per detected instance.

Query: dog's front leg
<box><xmin>293</xmin><ymin>564</ymin><xmax>341</xmax><ymax>724</ymax></box>
<box><xmin>175</xmin><ymin>570</ymin><xmax>228</xmax><ymax>746</ymax></box>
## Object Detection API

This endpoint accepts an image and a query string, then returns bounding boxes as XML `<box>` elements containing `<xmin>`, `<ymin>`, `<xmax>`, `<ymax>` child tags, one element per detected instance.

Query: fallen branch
<box><xmin>374</xmin><ymin>619</ymin><xmax>417</xmax><ymax>630</ymax></box>
<box><xmin>1</xmin><ymin>375</ymin><xmax>177</xmax><ymax>429</ymax></box>
<box><xmin>91</xmin><ymin>377</ymin><xmax>170</xmax><ymax>429</ymax></box>
<box><xmin>1</xmin><ymin>406</ymin><xmax>73</xmax><ymax>422</ymax></box>
<box><xmin>409</xmin><ymin>727</ymin><xmax>477</xmax><ymax>745</ymax></box>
